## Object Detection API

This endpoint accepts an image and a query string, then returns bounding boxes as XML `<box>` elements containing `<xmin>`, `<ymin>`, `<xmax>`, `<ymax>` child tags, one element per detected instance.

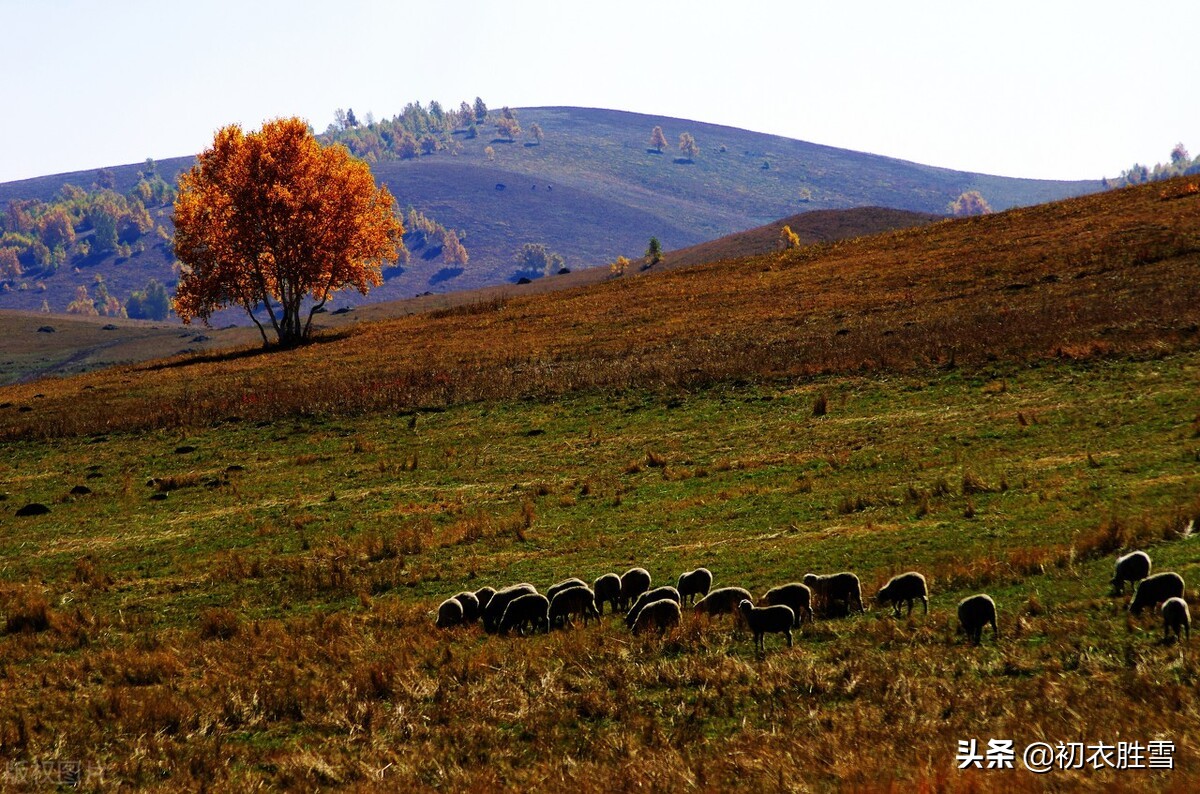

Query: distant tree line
<box><xmin>1107</xmin><ymin>143</ymin><xmax>1200</xmax><ymax>189</ymax></box>
<box><xmin>1</xmin><ymin>161</ymin><xmax>175</xmax><ymax>315</ymax></box>
<box><xmin>647</xmin><ymin>126</ymin><xmax>700</xmax><ymax>163</ymax></box>
<box><xmin>404</xmin><ymin>208</ymin><xmax>468</xmax><ymax>267</ymax></box>
<box><xmin>322</xmin><ymin>97</ymin><xmax>546</xmax><ymax>164</ymax></box>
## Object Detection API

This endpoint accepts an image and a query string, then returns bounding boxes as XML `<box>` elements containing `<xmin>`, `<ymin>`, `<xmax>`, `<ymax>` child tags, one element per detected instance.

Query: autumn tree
<box><xmin>948</xmin><ymin>190</ymin><xmax>992</xmax><ymax>217</ymax></box>
<box><xmin>39</xmin><ymin>208</ymin><xmax>75</xmax><ymax>251</ymax></box>
<box><xmin>66</xmin><ymin>285</ymin><xmax>98</xmax><ymax>315</ymax></box>
<box><xmin>780</xmin><ymin>225</ymin><xmax>801</xmax><ymax>249</ymax></box>
<box><xmin>93</xmin><ymin>276</ymin><xmax>124</xmax><ymax>317</ymax></box>
<box><xmin>529</xmin><ymin>122</ymin><xmax>544</xmax><ymax>145</ymax></box>
<box><xmin>649</xmin><ymin>125</ymin><xmax>668</xmax><ymax>153</ymax></box>
<box><xmin>173</xmin><ymin>117</ymin><xmax>404</xmax><ymax>347</ymax></box>
<box><xmin>514</xmin><ymin>243</ymin><xmax>564</xmax><ymax>278</ymax></box>
<box><xmin>397</xmin><ymin>132</ymin><xmax>419</xmax><ymax>159</ymax></box>
<box><xmin>441</xmin><ymin>230</ymin><xmax>469</xmax><ymax>266</ymax></box>
<box><xmin>0</xmin><ymin>247</ymin><xmax>20</xmax><ymax>280</ymax></box>
<box><xmin>496</xmin><ymin>107</ymin><xmax>520</xmax><ymax>141</ymax></box>
<box><xmin>126</xmin><ymin>278</ymin><xmax>171</xmax><ymax>320</ymax></box>
<box><xmin>646</xmin><ymin>237</ymin><xmax>663</xmax><ymax>264</ymax></box>
<box><xmin>678</xmin><ymin>132</ymin><xmax>699</xmax><ymax>161</ymax></box>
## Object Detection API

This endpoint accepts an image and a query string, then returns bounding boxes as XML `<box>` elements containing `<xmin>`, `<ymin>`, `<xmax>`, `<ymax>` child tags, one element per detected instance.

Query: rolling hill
<box><xmin>0</xmin><ymin>178</ymin><xmax>1197</xmax><ymax>789</ymax></box>
<box><xmin>0</xmin><ymin>106</ymin><xmax>1101</xmax><ymax>320</ymax></box>
<box><xmin>0</xmin><ymin>204</ymin><xmax>942</xmax><ymax>385</ymax></box>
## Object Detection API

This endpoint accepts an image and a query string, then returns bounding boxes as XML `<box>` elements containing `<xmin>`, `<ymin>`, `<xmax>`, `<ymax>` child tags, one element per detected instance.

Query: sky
<box><xmin>1</xmin><ymin>0</ymin><xmax>1195</xmax><ymax>184</ymax></box>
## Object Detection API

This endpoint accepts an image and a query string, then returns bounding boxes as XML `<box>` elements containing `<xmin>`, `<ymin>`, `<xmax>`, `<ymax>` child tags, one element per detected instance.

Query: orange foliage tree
<box><xmin>173</xmin><ymin>117</ymin><xmax>404</xmax><ymax>346</ymax></box>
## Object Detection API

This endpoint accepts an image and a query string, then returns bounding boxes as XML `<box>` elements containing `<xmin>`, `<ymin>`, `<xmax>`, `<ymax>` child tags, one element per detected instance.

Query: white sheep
<box><xmin>618</xmin><ymin>567</ymin><xmax>652</xmax><ymax>611</ymax></box>
<box><xmin>693</xmin><ymin>587</ymin><xmax>754</xmax><ymax>619</ymax></box>
<box><xmin>761</xmin><ymin>583</ymin><xmax>813</xmax><ymax>627</ymax></box>
<box><xmin>592</xmin><ymin>573</ymin><xmax>622</xmax><ymax>615</ymax></box>
<box><xmin>874</xmin><ymin>572</ymin><xmax>929</xmax><ymax>617</ymax></box>
<box><xmin>738</xmin><ymin>600</ymin><xmax>795</xmax><ymax>650</ymax></box>
<box><xmin>957</xmin><ymin>594</ymin><xmax>998</xmax><ymax>644</ymax></box>
<box><xmin>546</xmin><ymin>577</ymin><xmax>588</xmax><ymax>603</ymax></box>
<box><xmin>1111</xmin><ymin>551</ymin><xmax>1151</xmax><ymax>596</ymax></box>
<box><xmin>1161</xmin><ymin>597</ymin><xmax>1191</xmax><ymax>643</ymax></box>
<box><xmin>631</xmin><ymin>598</ymin><xmax>681</xmax><ymax>635</ymax></box>
<box><xmin>803</xmin><ymin>572</ymin><xmax>865</xmax><ymax>617</ymax></box>
<box><xmin>550</xmin><ymin>586</ymin><xmax>600</xmax><ymax>629</ymax></box>
<box><xmin>625</xmin><ymin>586</ymin><xmax>681</xmax><ymax>628</ymax></box>
<box><xmin>435</xmin><ymin>598</ymin><xmax>464</xmax><ymax>629</ymax></box>
<box><xmin>451</xmin><ymin>591</ymin><xmax>481</xmax><ymax>623</ymax></box>
<box><xmin>1129</xmin><ymin>572</ymin><xmax>1185</xmax><ymax>616</ymax></box>
<box><xmin>482</xmin><ymin>583</ymin><xmax>538</xmax><ymax>633</ymax></box>
<box><xmin>677</xmin><ymin>568</ymin><xmax>713</xmax><ymax>606</ymax></box>
<box><xmin>499</xmin><ymin>593</ymin><xmax>551</xmax><ymax>636</ymax></box>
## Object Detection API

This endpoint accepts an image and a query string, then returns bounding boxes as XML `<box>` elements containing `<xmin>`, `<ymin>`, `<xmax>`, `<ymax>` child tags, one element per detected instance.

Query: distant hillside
<box><xmin>0</xmin><ymin>106</ymin><xmax>1101</xmax><ymax>319</ymax></box>
<box><xmin>0</xmin><ymin>205</ymin><xmax>941</xmax><ymax>385</ymax></box>
<box><xmin>655</xmin><ymin>207</ymin><xmax>942</xmax><ymax>270</ymax></box>
<box><xmin>3</xmin><ymin>176</ymin><xmax>1195</xmax><ymax>439</ymax></box>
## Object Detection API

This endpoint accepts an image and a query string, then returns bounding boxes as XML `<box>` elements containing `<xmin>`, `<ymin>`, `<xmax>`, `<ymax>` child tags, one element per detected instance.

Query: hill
<box><xmin>0</xmin><ymin>179</ymin><xmax>1197</xmax><ymax>789</ymax></box>
<box><xmin>1</xmin><ymin>176</ymin><xmax>1193</xmax><ymax>438</ymax></box>
<box><xmin>0</xmin><ymin>204</ymin><xmax>941</xmax><ymax>385</ymax></box>
<box><xmin>0</xmin><ymin>106</ymin><xmax>1100</xmax><ymax>319</ymax></box>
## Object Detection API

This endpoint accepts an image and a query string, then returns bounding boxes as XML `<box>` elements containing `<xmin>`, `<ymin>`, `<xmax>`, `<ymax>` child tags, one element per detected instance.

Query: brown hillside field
<box><xmin>0</xmin><ymin>179</ymin><xmax>1199</xmax><ymax>790</ymax></box>
<box><xmin>1</xmin><ymin>178</ymin><xmax>1196</xmax><ymax>440</ymax></box>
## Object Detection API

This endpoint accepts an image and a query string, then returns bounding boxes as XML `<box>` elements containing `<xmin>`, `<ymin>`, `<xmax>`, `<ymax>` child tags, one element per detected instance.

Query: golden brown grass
<box><xmin>2</xmin><ymin>178</ymin><xmax>1198</xmax><ymax>440</ymax></box>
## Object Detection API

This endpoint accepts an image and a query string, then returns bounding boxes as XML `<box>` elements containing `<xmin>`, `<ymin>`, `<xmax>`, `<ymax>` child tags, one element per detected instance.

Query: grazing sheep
<box><xmin>474</xmin><ymin>586</ymin><xmax>497</xmax><ymax>613</ymax></box>
<box><xmin>499</xmin><ymin>593</ymin><xmax>551</xmax><ymax>636</ymax></box>
<box><xmin>625</xmin><ymin>586</ymin><xmax>682</xmax><ymax>628</ymax></box>
<box><xmin>739</xmin><ymin>600</ymin><xmax>795</xmax><ymax>650</ymax></box>
<box><xmin>874</xmin><ymin>572</ymin><xmax>929</xmax><ymax>618</ymax></box>
<box><xmin>693</xmin><ymin>587</ymin><xmax>754</xmax><ymax>619</ymax></box>
<box><xmin>957</xmin><ymin>594</ymin><xmax>998</xmax><ymax>644</ymax></box>
<box><xmin>618</xmin><ymin>568</ymin><xmax>652</xmax><ymax>611</ymax></box>
<box><xmin>482</xmin><ymin>584</ymin><xmax>538</xmax><ymax>633</ymax></box>
<box><xmin>631</xmin><ymin>599</ymin><xmax>681</xmax><ymax>635</ymax></box>
<box><xmin>451</xmin><ymin>591</ymin><xmax>482</xmax><ymax>623</ymax></box>
<box><xmin>1111</xmin><ymin>551</ymin><xmax>1152</xmax><ymax>596</ymax></box>
<box><xmin>1161</xmin><ymin>597</ymin><xmax>1191</xmax><ymax>643</ymax></box>
<box><xmin>1129</xmin><ymin>572</ymin><xmax>1186</xmax><ymax>616</ymax></box>
<box><xmin>550</xmin><ymin>586</ymin><xmax>600</xmax><ymax>629</ymax></box>
<box><xmin>593</xmin><ymin>573</ymin><xmax>622</xmax><ymax>615</ymax></box>
<box><xmin>762</xmin><ymin>583</ymin><xmax>813</xmax><ymax>627</ymax></box>
<box><xmin>803</xmin><ymin>572</ymin><xmax>865</xmax><ymax>617</ymax></box>
<box><xmin>546</xmin><ymin>577</ymin><xmax>589</xmax><ymax>603</ymax></box>
<box><xmin>436</xmin><ymin>598</ymin><xmax>464</xmax><ymax>628</ymax></box>
<box><xmin>677</xmin><ymin>568</ymin><xmax>713</xmax><ymax>606</ymax></box>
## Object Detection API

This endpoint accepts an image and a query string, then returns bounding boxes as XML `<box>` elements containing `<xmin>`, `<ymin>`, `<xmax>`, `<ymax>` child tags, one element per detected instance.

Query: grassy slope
<box><xmin>0</xmin><ymin>178</ymin><xmax>1197</xmax><ymax>790</ymax></box>
<box><xmin>0</xmin><ymin>178</ymin><xmax>1195</xmax><ymax>440</ymax></box>
<box><xmin>0</xmin><ymin>107</ymin><xmax>1099</xmax><ymax>316</ymax></box>
<box><xmin>0</xmin><ymin>356</ymin><xmax>1197</xmax><ymax>790</ymax></box>
<box><xmin>0</xmin><ymin>204</ymin><xmax>939</xmax><ymax>386</ymax></box>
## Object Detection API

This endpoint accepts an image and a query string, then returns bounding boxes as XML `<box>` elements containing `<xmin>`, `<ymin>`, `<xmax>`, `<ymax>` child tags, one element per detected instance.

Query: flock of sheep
<box><xmin>434</xmin><ymin>549</ymin><xmax>1191</xmax><ymax>649</ymax></box>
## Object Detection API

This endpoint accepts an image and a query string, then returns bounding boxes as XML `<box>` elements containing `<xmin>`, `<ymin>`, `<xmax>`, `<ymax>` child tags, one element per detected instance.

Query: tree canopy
<box><xmin>173</xmin><ymin>117</ymin><xmax>404</xmax><ymax>346</ymax></box>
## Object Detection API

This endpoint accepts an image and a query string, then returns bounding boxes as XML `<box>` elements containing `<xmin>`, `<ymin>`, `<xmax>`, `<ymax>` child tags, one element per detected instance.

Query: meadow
<box><xmin>0</xmin><ymin>178</ymin><xmax>1198</xmax><ymax>791</ymax></box>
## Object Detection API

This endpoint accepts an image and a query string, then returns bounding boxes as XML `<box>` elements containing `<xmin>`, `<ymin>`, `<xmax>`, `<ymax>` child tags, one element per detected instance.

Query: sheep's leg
<box><xmin>786</xmin><ymin>629</ymin><xmax>793</xmax><ymax>648</ymax></box>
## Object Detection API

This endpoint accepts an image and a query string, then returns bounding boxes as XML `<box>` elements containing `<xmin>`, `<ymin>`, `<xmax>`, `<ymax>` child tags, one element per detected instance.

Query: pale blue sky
<box><xmin>1</xmin><ymin>0</ymin><xmax>1195</xmax><ymax>183</ymax></box>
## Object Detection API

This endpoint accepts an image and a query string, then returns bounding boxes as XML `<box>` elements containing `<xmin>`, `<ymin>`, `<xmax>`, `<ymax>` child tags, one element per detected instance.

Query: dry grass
<box><xmin>2</xmin><ymin>178</ymin><xmax>1198</xmax><ymax>441</ymax></box>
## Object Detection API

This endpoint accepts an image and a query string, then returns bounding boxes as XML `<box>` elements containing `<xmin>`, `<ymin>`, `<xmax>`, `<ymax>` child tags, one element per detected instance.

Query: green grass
<box><xmin>1</xmin><ymin>353</ymin><xmax>1198</xmax><ymax>788</ymax></box>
